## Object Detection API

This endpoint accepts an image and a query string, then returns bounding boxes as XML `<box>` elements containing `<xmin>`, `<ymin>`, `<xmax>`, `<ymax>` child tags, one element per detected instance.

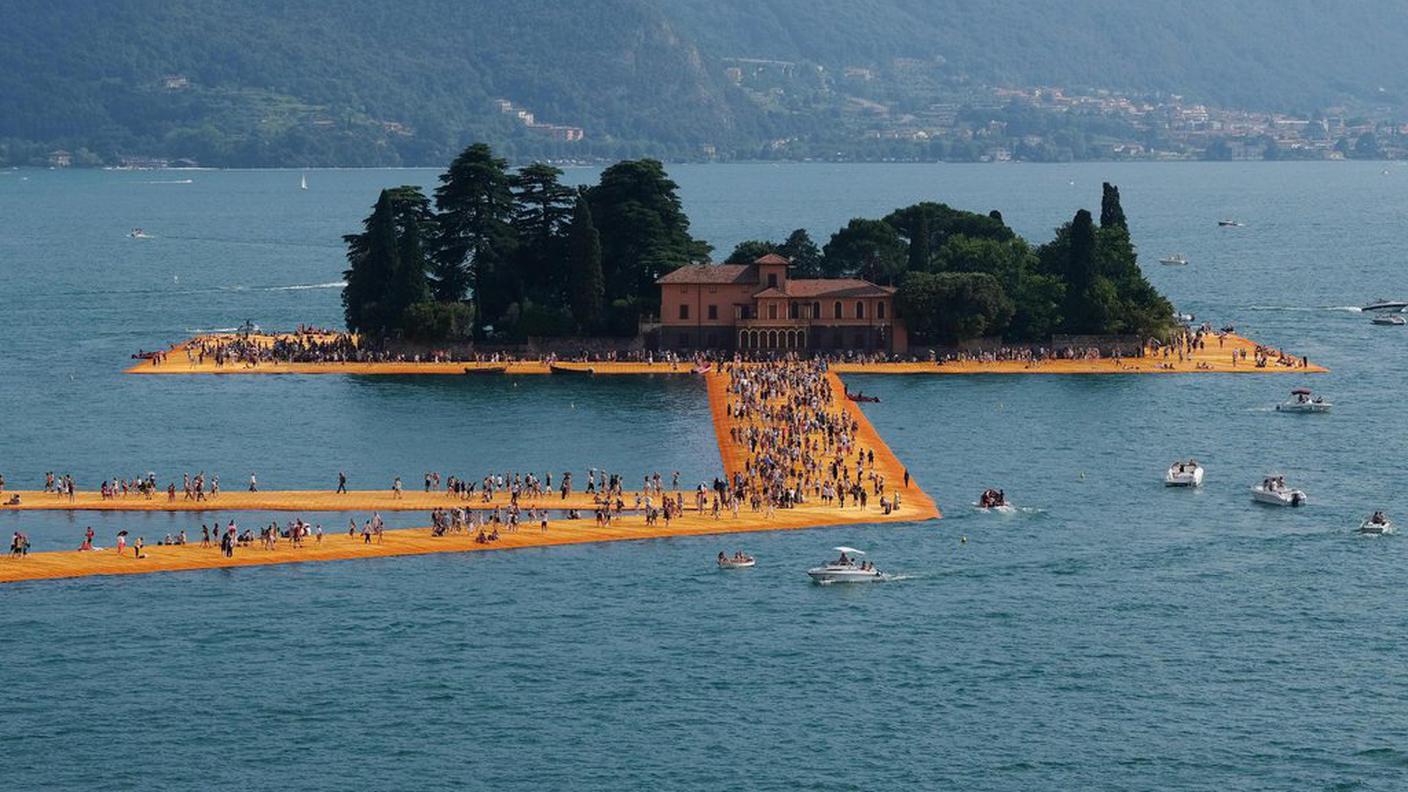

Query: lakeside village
<box><xmin>132</xmin><ymin>143</ymin><xmax>1313</xmax><ymax>370</ymax></box>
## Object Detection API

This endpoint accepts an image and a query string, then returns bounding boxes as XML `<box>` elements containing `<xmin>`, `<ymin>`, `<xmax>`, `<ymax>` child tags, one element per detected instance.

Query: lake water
<box><xmin>3</xmin><ymin>162</ymin><xmax>1408</xmax><ymax>789</ymax></box>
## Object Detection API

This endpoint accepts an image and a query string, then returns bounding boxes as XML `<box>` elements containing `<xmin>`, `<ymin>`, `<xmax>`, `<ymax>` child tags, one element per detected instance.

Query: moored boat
<box><xmin>1250</xmin><ymin>476</ymin><xmax>1306</xmax><ymax>507</ymax></box>
<box><xmin>463</xmin><ymin>365</ymin><xmax>507</xmax><ymax>375</ymax></box>
<box><xmin>845</xmin><ymin>391</ymin><xmax>880</xmax><ymax>403</ymax></box>
<box><xmin>807</xmin><ymin>547</ymin><xmax>884</xmax><ymax>584</ymax></box>
<box><xmin>1275</xmin><ymin>387</ymin><xmax>1331</xmax><ymax>413</ymax></box>
<box><xmin>549</xmin><ymin>363</ymin><xmax>595</xmax><ymax>375</ymax></box>
<box><xmin>1165</xmin><ymin>459</ymin><xmax>1204</xmax><ymax>487</ymax></box>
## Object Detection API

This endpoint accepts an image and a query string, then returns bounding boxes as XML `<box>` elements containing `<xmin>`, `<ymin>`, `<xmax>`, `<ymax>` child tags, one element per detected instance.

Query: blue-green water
<box><xmin>3</xmin><ymin>163</ymin><xmax>1408</xmax><ymax>789</ymax></box>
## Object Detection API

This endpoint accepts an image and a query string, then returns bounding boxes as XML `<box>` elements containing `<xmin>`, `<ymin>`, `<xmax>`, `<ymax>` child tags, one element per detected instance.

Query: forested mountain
<box><xmin>4</xmin><ymin>0</ymin><xmax>1407</xmax><ymax>167</ymax></box>
<box><xmin>0</xmin><ymin>0</ymin><xmax>768</xmax><ymax>166</ymax></box>
<box><xmin>662</xmin><ymin>0</ymin><xmax>1408</xmax><ymax>113</ymax></box>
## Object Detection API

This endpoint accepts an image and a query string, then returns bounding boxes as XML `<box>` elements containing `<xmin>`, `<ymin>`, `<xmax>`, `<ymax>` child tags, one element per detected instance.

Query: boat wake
<box><xmin>265</xmin><ymin>281</ymin><xmax>346</xmax><ymax>291</ymax></box>
<box><xmin>1246</xmin><ymin>304</ymin><xmax>1362</xmax><ymax>314</ymax></box>
<box><xmin>143</xmin><ymin>179</ymin><xmax>194</xmax><ymax>184</ymax></box>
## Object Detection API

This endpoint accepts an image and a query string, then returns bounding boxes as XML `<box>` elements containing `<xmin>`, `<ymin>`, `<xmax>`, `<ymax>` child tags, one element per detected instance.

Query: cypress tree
<box><xmin>342</xmin><ymin>190</ymin><xmax>402</xmax><ymax>335</ymax></box>
<box><xmin>907</xmin><ymin>210</ymin><xmax>932</xmax><ymax>272</ymax></box>
<box><xmin>1100</xmin><ymin>182</ymin><xmax>1127</xmax><ymax>230</ymax></box>
<box><xmin>566</xmin><ymin>194</ymin><xmax>605</xmax><ymax>332</ymax></box>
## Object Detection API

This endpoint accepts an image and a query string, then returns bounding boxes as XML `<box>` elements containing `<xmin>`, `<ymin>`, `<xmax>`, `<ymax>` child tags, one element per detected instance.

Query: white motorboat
<box><xmin>1218</xmin><ymin>219</ymin><xmax>1245</xmax><ymax>227</ymax></box>
<box><xmin>1250</xmin><ymin>477</ymin><xmax>1306</xmax><ymax>507</ymax></box>
<box><xmin>1159</xmin><ymin>254</ymin><xmax>1189</xmax><ymax>266</ymax></box>
<box><xmin>1358</xmin><ymin>513</ymin><xmax>1394</xmax><ymax>535</ymax></box>
<box><xmin>717</xmin><ymin>552</ymin><xmax>755</xmax><ymax>569</ymax></box>
<box><xmin>1363</xmin><ymin>299</ymin><xmax>1408</xmax><ymax>312</ymax></box>
<box><xmin>1165</xmin><ymin>460</ymin><xmax>1205</xmax><ymax>487</ymax></box>
<box><xmin>1275</xmin><ymin>387</ymin><xmax>1332</xmax><ymax>413</ymax></box>
<box><xmin>1371</xmin><ymin>314</ymin><xmax>1406</xmax><ymax>326</ymax></box>
<box><xmin>128</xmin><ymin>227</ymin><xmax>151</xmax><ymax>239</ymax></box>
<box><xmin>807</xmin><ymin>547</ymin><xmax>885</xmax><ymax>584</ymax></box>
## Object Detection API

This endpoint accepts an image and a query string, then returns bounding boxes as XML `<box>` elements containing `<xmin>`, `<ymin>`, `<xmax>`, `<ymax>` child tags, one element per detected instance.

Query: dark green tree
<box><xmin>1099</xmin><ymin>182</ymin><xmax>1127</xmax><ymax>230</ymax></box>
<box><xmin>898</xmin><ymin>271</ymin><xmax>1014</xmax><ymax>344</ymax></box>
<box><xmin>512</xmin><ymin>162</ymin><xmax>576</xmax><ymax>302</ymax></box>
<box><xmin>822</xmin><ymin>219</ymin><xmax>906</xmax><ymax>282</ymax></box>
<box><xmin>587</xmin><ymin>159</ymin><xmax>710</xmax><ymax>321</ymax></box>
<box><xmin>778</xmin><ymin>229</ymin><xmax>823</xmax><ymax>277</ymax></box>
<box><xmin>342</xmin><ymin>186</ymin><xmax>434</xmax><ymax>336</ymax></box>
<box><xmin>565</xmin><ymin>194</ymin><xmax>605</xmax><ymax>332</ymax></box>
<box><xmin>725</xmin><ymin>240</ymin><xmax>780</xmax><ymax>264</ymax></box>
<box><xmin>434</xmin><ymin>143</ymin><xmax>518</xmax><ymax>325</ymax></box>
<box><xmin>907</xmin><ymin>210</ymin><xmax>932</xmax><ymax>272</ymax></box>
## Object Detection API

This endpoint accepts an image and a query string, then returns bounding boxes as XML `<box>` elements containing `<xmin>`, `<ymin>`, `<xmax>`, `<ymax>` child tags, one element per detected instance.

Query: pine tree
<box><xmin>434</xmin><ymin>143</ymin><xmax>518</xmax><ymax>324</ymax></box>
<box><xmin>566</xmin><ymin>194</ymin><xmax>605</xmax><ymax>332</ymax></box>
<box><xmin>342</xmin><ymin>190</ymin><xmax>402</xmax><ymax>336</ymax></box>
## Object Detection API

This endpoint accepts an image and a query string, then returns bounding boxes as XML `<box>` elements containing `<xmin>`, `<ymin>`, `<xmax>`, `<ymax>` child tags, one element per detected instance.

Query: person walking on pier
<box><xmin>337</xmin><ymin>472</ymin><xmax>347</xmax><ymax>494</ymax></box>
<box><xmin>249</xmin><ymin>473</ymin><xmax>258</xmax><ymax>492</ymax></box>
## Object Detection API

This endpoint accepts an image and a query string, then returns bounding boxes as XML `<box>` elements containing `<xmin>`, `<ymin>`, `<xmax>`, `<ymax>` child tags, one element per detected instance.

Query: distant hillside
<box><xmin>4</xmin><ymin>0</ymin><xmax>1407</xmax><ymax>167</ymax></box>
<box><xmin>0</xmin><ymin>0</ymin><xmax>767</xmax><ymax>166</ymax></box>
<box><xmin>662</xmin><ymin>0</ymin><xmax>1408</xmax><ymax>112</ymax></box>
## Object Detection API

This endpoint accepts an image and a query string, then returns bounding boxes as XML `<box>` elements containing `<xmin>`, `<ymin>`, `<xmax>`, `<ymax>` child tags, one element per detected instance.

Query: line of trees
<box><xmin>723</xmin><ymin>182</ymin><xmax>1175</xmax><ymax>344</ymax></box>
<box><xmin>343</xmin><ymin>143</ymin><xmax>710</xmax><ymax>341</ymax></box>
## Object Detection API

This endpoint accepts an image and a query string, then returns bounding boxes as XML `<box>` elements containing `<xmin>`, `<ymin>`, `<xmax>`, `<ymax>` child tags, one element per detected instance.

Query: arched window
<box><xmin>877</xmin><ymin>301</ymin><xmax>886</xmax><ymax>319</ymax></box>
<box><xmin>855</xmin><ymin>301</ymin><xmax>865</xmax><ymax>319</ymax></box>
<box><xmin>833</xmin><ymin>301</ymin><xmax>843</xmax><ymax>319</ymax></box>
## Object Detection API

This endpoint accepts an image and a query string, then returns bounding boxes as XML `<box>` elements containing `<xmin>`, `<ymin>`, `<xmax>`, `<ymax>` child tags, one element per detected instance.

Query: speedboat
<box><xmin>1358</xmin><ymin>513</ymin><xmax>1394</xmax><ymax>535</ymax></box>
<box><xmin>807</xmin><ymin>547</ymin><xmax>884</xmax><ymax>584</ymax></box>
<box><xmin>976</xmin><ymin>488</ymin><xmax>1015</xmax><ymax>513</ymax></box>
<box><xmin>1165</xmin><ymin>460</ymin><xmax>1205</xmax><ymax>487</ymax></box>
<box><xmin>717</xmin><ymin>552</ymin><xmax>755</xmax><ymax>569</ymax></box>
<box><xmin>1159</xmin><ymin>254</ymin><xmax>1189</xmax><ymax>266</ymax></box>
<box><xmin>1275</xmin><ymin>387</ymin><xmax>1331</xmax><ymax>413</ymax></box>
<box><xmin>1363</xmin><ymin>299</ymin><xmax>1408</xmax><ymax>312</ymax></box>
<box><xmin>1371</xmin><ymin>314</ymin><xmax>1406</xmax><ymax>326</ymax></box>
<box><xmin>1218</xmin><ymin>219</ymin><xmax>1244</xmax><ymax>227</ymax></box>
<box><xmin>128</xmin><ymin>227</ymin><xmax>151</xmax><ymax>239</ymax></box>
<box><xmin>1251</xmin><ymin>477</ymin><xmax>1306</xmax><ymax>507</ymax></box>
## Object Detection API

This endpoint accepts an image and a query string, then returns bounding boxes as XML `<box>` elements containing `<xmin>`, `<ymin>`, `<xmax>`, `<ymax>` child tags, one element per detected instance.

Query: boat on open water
<box><xmin>1165</xmin><ymin>460</ymin><xmax>1205</xmax><ymax>487</ymax></box>
<box><xmin>1251</xmin><ymin>476</ymin><xmax>1306</xmax><ymax>507</ymax></box>
<box><xmin>807</xmin><ymin>547</ymin><xmax>885</xmax><ymax>584</ymax></box>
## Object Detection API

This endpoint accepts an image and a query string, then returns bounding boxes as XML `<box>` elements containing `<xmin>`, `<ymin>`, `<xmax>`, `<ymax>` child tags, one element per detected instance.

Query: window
<box><xmin>767</xmin><ymin>273</ymin><xmax>778</xmax><ymax>288</ymax></box>
<box><xmin>855</xmin><ymin>301</ymin><xmax>865</xmax><ymax>319</ymax></box>
<box><xmin>679</xmin><ymin>304</ymin><xmax>689</xmax><ymax>320</ymax></box>
<box><xmin>812</xmin><ymin>302</ymin><xmax>820</xmax><ymax>320</ymax></box>
<box><xmin>877</xmin><ymin>301</ymin><xmax>886</xmax><ymax>319</ymax></box>
<box><xmin>768</xmin><ymin>303</ymin><xmax>778</xmax><ymax>320</ymax></box>
<box><xmin>789</xmin><ymin>302</ymin><xmax>799</xmax><ymax>320</ymax></box>
<box><xmin>707</xmin><ymin>304</ymin><xmax>718</xmax><ymax>320</ymax></box>
<box><xmin>834</xmin><ymin>301</ymin><xmax>843</xmax><ymax>319</ymax></box>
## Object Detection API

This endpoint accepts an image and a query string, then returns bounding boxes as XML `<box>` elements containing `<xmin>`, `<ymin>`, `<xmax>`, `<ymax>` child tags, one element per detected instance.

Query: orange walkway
<box><xmin>128</xmin><ymin>332</ymin><xmax>1324</xmax><ymax>375</ymax></box>
<box><xmin>2</xmin><ymin>489</ymin><xmax>675</xmax><ymax>513</ymax></box>
<box><xmin>0</xmin><ymin>498</ymin><xmax>923</xmax><ymax>584</ymax></box>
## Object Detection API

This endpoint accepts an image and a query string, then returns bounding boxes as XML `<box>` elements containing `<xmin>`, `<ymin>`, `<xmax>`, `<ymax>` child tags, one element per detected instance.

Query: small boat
<box><xmin>717</xmin><ymin>552</ymin><xmax>755</xmax><ymax>569</ymax></box>
<box><xmin>976</xmin><ymin>488</ymin><xmax>1015</xmax><ymax>512</ymax></box>
<box><xmin>1251</xmin><ymin>477</ymin><xmax>1307</xmax><ymax>507</ymax></box>
<box><xmin>1165</xmin><ymin>460</ymin><xmax>1205</xmax><ymax>487</ymax></box>
<box><xmin>1275</xmin><ymin>387</ymin><xmax>1331</xmax><ymax>413</ymax></box>
<box><xmin>463</xmin><ymin>365</ymin><xmax>507</xmax><ymax>375</ymax></box>
<box><xmin>846</xmin><ymin>391</ymin><xmax>880</xmax><ymax>403</ymax></box>
<box><xmin>1159</xmin><ymin>254</ymin><xmax>1189</xmax><ymax>266</ymax></box>
<box><xmin>1362</xmin><ymin>299</ymin><xmax>1408</xmax><ymax>312</ymax></box>
<box><xmin>1371</xmin><ymin>314</ymin><xmax>1406</xmax><ymax>326</ymax></box>
<box><xmin>807</xmin><ymin>547</ymin><xmax>885</xmax><ymax>584</ymax></box>
<box><xmin>299</xmin><ymin>173</ymin><xmax>308</xmax><ymax>191</ymax></box>
<box><xmin>1176</xmin><ymin>312</ymin><xmax>1196</xmax><ymax>323</ymax></box>
<box><xmin>549</xmin><ymin>363</ymin><xmax>595</xmax><ymax>375</ymax></box>
<box><xmin>1218</xmin><ymin>219</ymin><xmax>1244</xmax><ymax>227</ymax></box>
<box><xmin>1358</xmin><ymin>512</ymin><xmax>1394</xmax><ymax>535</ymax></box>
<box><xmin>128</xmin><ymin>227</ymin><xmax>151</xmax><ymax>239</ymax></box>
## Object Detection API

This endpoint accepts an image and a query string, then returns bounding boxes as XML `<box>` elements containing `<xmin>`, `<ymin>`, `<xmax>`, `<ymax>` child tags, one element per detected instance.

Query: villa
<box><xmin>656</xmin><ymin>254</ymin><xmax>906</xmax><ymax>352</ymax></box>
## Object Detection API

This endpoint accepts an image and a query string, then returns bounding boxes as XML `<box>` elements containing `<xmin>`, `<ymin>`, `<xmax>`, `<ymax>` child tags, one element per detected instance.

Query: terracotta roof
<box><xmin>752</xmin><ymin>287</ymin><xmax>788</xmax><ymax>298</ymax></box>
<box><xmin>655</xmin><ymin>264</ymin><xmax>756</xmax><ymax>285</ymax></box>
<box><xmin>753</xmin><ymin>253</ymin><xmax>791</xmax><ymax>266</ymax></box>
<box><xmin>765</xmin><ymin>279</ymin><xmax>896</xmax><ymax>298</ymax></box>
